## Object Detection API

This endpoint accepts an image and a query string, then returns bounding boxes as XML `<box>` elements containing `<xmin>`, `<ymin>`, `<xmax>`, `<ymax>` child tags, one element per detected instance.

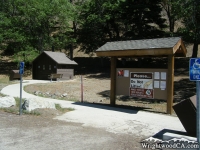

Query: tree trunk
<box><xmin>70</xmin><ymin>44</ymin><xmax>73</xmax><ymax>60</ymax></box>
<box><xmin>169</xmin><ymin>18</ymin><xmax>175</xmax><ymax>33</ymax></box>
<box><xmin>192</xmin><ymin>42</ymin><xmax>199</xmax><ymax>58</ymax></box>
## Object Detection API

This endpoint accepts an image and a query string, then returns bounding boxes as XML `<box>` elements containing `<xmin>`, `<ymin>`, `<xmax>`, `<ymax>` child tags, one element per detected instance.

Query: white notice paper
<box><xmin>161</xmin><ymin>72</ymin><xmax>166</xmax><ymax>80</ymax></box>
<box><xmin>124</xmin><ymin>70</ymin><xmax>129</xmax><ymax>77</ymax></box>
<box><xmin>160</xmin><ymin>81</ymin><xmax>166</xmax><ymax>89</ymax></box>
<box><xmin>154</xmin><ymin>72</ymin><xmax>160</xmax><ymax>79</ymax></box>
<box><xmin>154</xmin><ymin>81</ymin><xmax>159</xmax><ymax>88</ymax></box>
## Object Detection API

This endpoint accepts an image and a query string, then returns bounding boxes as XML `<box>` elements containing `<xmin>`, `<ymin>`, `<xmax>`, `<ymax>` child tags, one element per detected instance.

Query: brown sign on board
<box><xmin>130</xmin><ymin>88</ymin><xmax>154</xmax><ymax>99</ymax></box>
<box><xmin>130</xmin><ymin>73</ymin><xmax>152</xmax><ymax>79</ymax></box>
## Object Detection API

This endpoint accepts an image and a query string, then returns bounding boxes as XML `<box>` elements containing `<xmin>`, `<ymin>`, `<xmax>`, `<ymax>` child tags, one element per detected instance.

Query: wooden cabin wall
<box><xmin>33</xmin><ymin>53</ymin><xmax>57</xmax><ymax>80</ymax></box>
<box><xmin>57</xmin><ymin>68</ymin><xmax>74</xmax><ymax>80</ymax></box>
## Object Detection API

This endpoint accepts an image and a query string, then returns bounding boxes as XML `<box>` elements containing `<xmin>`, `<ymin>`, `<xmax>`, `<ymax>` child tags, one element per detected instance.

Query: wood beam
<box><xmin>110</xmin><ymin>57</ymin><xmax>116</xmax><ymax>106</ymax></box>
<box><xmin>167</xmin><ymin>55</ymin><xmax>175</xmax><ymax>114</ymax></box>
<box><xmin>96</xmin><ymin>48</ymin><xmax>173</xmax><ymax>57</ymax></box>
<box><xmin>172</xmin><ymin>39</ymin><xmax>187</xmax><ymax>57</ymax></box>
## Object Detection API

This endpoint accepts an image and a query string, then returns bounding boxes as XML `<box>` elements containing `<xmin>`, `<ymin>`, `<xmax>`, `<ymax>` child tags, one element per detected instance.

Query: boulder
<box><xmin>62</xmin><ymin>93</ymin><xmax>68</xmax><ymax>97</ymax></box>
<box><xmin>34</xmin><ymin>91</ymin><xmax>41</xmax><ymax>95</ymax></box>
<box><xmin>0</xmin><ymin>96</ymin><xmax>16</xmax><ymax>108</ymax></box>
<box><xmin>22</xmin><ymin>98</ymin><xmax>55</xmax><ymax>111</ymax></box>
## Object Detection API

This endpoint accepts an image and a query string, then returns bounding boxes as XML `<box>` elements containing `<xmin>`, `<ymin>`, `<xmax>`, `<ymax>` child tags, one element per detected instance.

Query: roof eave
<box><xmin>96</xmin><ymin>48</ymin><xmax>173</xmax><ymax>57</ymax></box>
<box><xmin>57</xmin><ymin>63</ymin><xmax>78</xmax><ymax>65</ymax></box>
<box><xmin>173</xmin><ymin>39</ymin><xmax>187</xmax><ymax>57</ymax></box>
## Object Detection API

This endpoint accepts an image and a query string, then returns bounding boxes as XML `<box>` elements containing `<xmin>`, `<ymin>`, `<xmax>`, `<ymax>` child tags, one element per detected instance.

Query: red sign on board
<box><xmin>129</xmin><ymin>88</ymin><xmax>154</xmax><ymax>99</ymax></box>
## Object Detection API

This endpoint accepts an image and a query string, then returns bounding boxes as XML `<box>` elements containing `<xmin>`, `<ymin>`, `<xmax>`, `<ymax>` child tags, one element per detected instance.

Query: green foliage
<box><xmin>173</xmin><ymin>0</ymin><xmax>200</xmax><ymax>57</ymax></box>
<box><xmin>55</xmin><ymin>103</ymin><xmax>75</xmax><ymax>112</ymax></box>
<box><xmin>14</xmin><ymin>97</ymin><xmax>23</xmax><ymax>107</ymax></box>
<box><xmin>174</xmin><ymin>0</ymin><xmax>200</xmax><ymax>40</ymax></box>
<box><xmin>77</xmin><ymin>0</ymin><xmax>167</xmax><ymax>53</ymax></box>
<box><xmin>161</xmin><ymin>0</ymin><xmax>178</xmax><ymax>33</ymax></box>
<box><xmin>13</xmin><ymin>49</ymin><xmax>39</xmax><ymax>65</ymax></box>
<box><xmin>0</xmin><ymin>0</ymin><xmax>75</xmax><ymax>56</ymax></box>
<box><xmin>22</xmin><ymin>110</ymin><xmax>41</xmax><ymax>116</ymax></box>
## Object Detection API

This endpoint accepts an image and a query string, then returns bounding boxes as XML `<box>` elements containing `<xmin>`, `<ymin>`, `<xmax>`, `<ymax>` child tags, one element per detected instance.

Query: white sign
<box><xmin>130</xmin><ymin>72</ymin><xmax>153</xmax><ymax>89</ymax></box>
<box><xmin>160</xmin><ymin>81</ymin><xmax>166</xmax><ymax>89</ymax></box>
<box><xmin>154</xmin><ymin>72</ymin><xmax>160</xmax><ymax>79</ymax></box>
<box><xmin>130</xmin><ymin>72</ymin><xmax>154</xmax><ymax>98</ymax></box>
<box><xmin>154</xmin><ymin>81</ymin><xmax>159</xmax><ymax>88</ymax></box>
<box><xmin>161</xmin><ymin>72</ymin><xmax>166</xmax><ymax>80</ymax></box>
<box><xmin>124</xmin><ymin>70</ymin><xmax>129</xmax><ymax>77</ymax></box>
<box><xmin>130</xmin><ymin>79</ymin><xmax>153</xmax><ymax>89</ymax></box>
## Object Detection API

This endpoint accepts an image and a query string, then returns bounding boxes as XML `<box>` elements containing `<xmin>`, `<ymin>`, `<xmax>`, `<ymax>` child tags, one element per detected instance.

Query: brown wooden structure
<box><xmin>32</xmin><ymin>51</ymin><xmax>77</xmax><ymax>80</ymax></box>
<box><xmin>9</xmin><ymin>70</ymin><xmax>20</xmax><ymax>80</ymax></box>
<box><xmin>96</xmin><ymin>37</ymin><xmax>187</xmax><ymax>114</ymax></box>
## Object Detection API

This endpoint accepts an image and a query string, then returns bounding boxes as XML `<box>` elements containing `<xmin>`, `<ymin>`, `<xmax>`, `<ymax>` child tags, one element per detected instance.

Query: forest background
<box><xmin>0</xmin><ymin>0</ymin><xmax>200</xmax><ymax>65</ymax></box>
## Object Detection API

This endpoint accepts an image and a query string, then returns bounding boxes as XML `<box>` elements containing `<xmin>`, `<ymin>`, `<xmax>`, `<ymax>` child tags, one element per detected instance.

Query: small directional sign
<box><xmin>189</xmin><ymin>58</ymin><xmax>200</xmax><ymax>81</ymax></box>
<box><xmin>19</xmin><ymin>62</ymin><xmax>25</xmax><ymax>74</ymax></box>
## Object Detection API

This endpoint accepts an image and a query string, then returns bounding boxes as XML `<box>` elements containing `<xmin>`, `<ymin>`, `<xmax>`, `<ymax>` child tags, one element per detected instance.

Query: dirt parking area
<box><xmin>0</xmin><ymin>111</ymin><xmax>144</xmax><ymax>150</ymax></box>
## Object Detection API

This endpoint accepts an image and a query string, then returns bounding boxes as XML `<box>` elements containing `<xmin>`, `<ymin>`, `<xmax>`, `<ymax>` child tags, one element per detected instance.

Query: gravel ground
<box><xmin>0</xmin><ymin>111</ymin><xmax>144</xmax><ymax>150</ymax></box>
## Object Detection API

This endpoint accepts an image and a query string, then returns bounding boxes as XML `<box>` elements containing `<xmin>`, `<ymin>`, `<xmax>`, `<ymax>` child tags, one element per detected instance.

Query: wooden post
<box><xmin>110</xmin><ymin>57</ymin><xmax>116</xmax><ymax>106</ymax></box>
<box><xmin>167</xmin><ymin>55</ymin><xmax>174</xmax><ymax>114</ymax></box>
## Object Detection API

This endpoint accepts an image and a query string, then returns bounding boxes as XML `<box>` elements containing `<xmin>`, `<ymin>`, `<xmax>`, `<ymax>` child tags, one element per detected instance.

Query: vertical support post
<box><xmin>81</xmin><ymin>75</ymin><xmax>83</xmax><ymax>103</ymax></box>
<box><xmin>19</xmin><ymin>74</ymin><xmax>22</xmax><ymax>115</ymax></box>
<box><xmin>167</xmin><ymin>55</ymin><xmax>174</xmax><ymax>114</ymax></box>
<box><xmin>110</xmin><ymin>57</ymin><xmax>116</xmax><ymax>106</ymax></box>
<box><xmin>196</xmin><ymin>81</ymin><xmax>200</xmax><ymax>144</ymax></box>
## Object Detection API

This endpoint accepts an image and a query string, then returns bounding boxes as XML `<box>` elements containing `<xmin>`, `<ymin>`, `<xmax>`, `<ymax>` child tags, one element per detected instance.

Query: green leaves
<box><xmin>77</xmin><ymin>0</ymin><xmax>167</xmax><ymax>53</ymax></box>
<box><xmin>0</xmin><ymin>0</ymin><xmax>75</xmax><ymax>60</ymax></box>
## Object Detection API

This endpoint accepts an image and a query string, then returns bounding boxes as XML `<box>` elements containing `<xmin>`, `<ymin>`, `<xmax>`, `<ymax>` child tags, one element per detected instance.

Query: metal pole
<box><xmin>81</xmin><ymin>75</ymin><xmax>83</xmax><ymax>103</ymax></box>
<box><xmin>197</xmin><ymin>81</ymin><xmax>200</xmax><ymax>145</ymax></box>
<box><xmin>19</xmin><ymin>74</ymin><xmax>22</xmax><ymax>115</ymax></box>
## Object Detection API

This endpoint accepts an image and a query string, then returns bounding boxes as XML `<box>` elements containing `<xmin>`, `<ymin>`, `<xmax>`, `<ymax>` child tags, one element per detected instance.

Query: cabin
<box><xmin>32</xmin><ymin>51</ymin><xmax>77</xmax><ymax>80</ymax></box>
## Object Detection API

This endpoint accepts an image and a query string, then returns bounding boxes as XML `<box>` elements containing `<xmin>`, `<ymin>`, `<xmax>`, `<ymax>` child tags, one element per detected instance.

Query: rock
<box><xmin>54</xmin><ymin>92</ymin><xmax>61</xmax><ymax>96</ymax></box>
<box><xmin>22</xmin><ymin>98</ymin><xmax>55</xmax><ymax>111</ymax></box>
<box><xmin>34</xmin><ymin>91</ymin><xmax>40</xmax><ymax>95</ymax></box>
<box><xmin>22</xmin><ymin>100</ymin><xmax>29</xmax><ymax>110</ymax></box>
<box><xmin>51</xmin><ymin>95</ymin><xmax>57</xmax><ymax>99</ymax></box>
<box><xmin>0</xmin><ymin>96</ymin><xmax>16</xmax><ymax>108</ymax></box>
<box><xmin>62</xmin><ymin>93</ymin><xmax>67</xmax><ymax>97</ymax></box>
<box><xmin>45</xmin><ymin>92</ymin><xmax>50</xmax><ymax>95</ymax></box>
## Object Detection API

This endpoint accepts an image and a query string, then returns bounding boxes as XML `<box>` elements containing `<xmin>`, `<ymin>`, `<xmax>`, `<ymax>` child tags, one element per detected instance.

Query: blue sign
<box><xmin>19</xmin><ymin>62</ymin><xmax>25</xmax><ymax>74</ymax></box>
<box><xmin>189</xmin><ymin>58</ymin><xmax>200</xmax><ymax>81</ymax></box>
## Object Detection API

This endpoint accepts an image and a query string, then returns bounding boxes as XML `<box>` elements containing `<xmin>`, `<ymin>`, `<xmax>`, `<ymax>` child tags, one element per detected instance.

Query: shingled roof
<box><xmin>96</xmin><ymin>37</ymin><xmax>187</xmax><ymax>57</ymax></box>
<box><xmin>33</xmin><ymin>51</ymin><xmax>77</xmax><ymax>65</ymax></box>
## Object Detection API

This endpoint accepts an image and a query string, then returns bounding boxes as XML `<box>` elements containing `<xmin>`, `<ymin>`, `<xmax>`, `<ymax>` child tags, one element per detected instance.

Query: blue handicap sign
<box><xmin>189</xmin><ymin>58</ymin><xmax>200</xmax><ymax>81</ymax></box>
<box><xmin>19</xmin><ymin>62</ymin><xmax>25</xmax><ymax>74</ymax></box>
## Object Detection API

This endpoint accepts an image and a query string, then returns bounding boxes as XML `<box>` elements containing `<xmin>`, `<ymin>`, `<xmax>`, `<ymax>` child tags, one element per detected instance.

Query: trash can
<box><xmin>9</xmin><ymin>70</ymin><xmax>20</xmax><ymax>81</ymax></box>
<box><xmin>173</xmin><ymin>98</ymin><xmax>196</xmax><ymax>137</ymax></box>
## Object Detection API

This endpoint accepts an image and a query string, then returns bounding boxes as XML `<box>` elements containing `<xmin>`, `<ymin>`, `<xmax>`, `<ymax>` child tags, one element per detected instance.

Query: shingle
<box><xmin>96</xmin><ymin>37</ymin><xmax>181</xmax><ymax>51</ymax></box>
<box><xmin>44</xmin><ymin>51</ymin><xmax>77</xmax><ymax>65</ymax></box>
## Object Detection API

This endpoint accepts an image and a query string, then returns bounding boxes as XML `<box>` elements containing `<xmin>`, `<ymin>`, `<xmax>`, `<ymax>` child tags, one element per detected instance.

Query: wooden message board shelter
<box><xmin>96</xmin><ymin>37</ymin><xmax>187</xmax><ymax>114</ymax></box>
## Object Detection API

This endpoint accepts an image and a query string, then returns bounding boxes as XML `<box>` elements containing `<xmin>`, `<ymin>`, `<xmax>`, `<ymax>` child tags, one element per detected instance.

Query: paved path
<box><xmin>1</xmin><ymin>80</ymin><xmax>185</xmax><ymax>137</ymax></box>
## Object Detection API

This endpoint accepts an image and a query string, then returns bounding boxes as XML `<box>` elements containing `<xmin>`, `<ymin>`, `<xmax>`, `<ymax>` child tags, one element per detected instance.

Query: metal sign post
<box><xmin>19</xmin><ymin>62</ymin><xmax>24</xmax><ymax>115</ymax></box>
<box><xmin>189</xmin><ymin>58</ymin><xmax>200</xmax><ymax>145</ymax></box>
<box><xmin>197</xmin><ymin>81</ymin><xmax>200</xmax><ymax>145</ymax></box>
